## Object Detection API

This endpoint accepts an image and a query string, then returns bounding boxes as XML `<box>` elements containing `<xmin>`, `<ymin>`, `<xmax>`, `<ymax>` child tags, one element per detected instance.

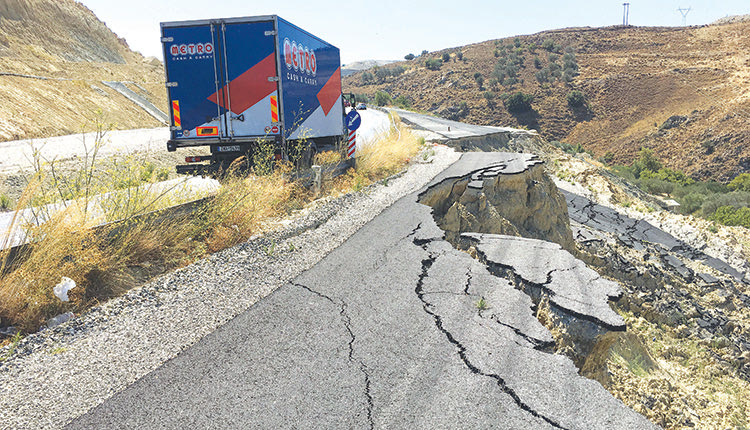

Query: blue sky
<box><xmin>80</xmin><ymin>0</ymin><xmax>749</xmax><ymax>65</ymax></box>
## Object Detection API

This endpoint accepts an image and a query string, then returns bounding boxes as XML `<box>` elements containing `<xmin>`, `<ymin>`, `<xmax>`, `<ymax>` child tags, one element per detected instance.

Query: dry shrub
<box><xmin>198</xmin><ymin>163</ymin><xmax>307</xmax><ymax>253</ymax></box>
<box><xmin>0</xmin><ymin>118</ymin><xmax>419</xmax><ymax>332</ymax></box>
<box><xmin>313</xmin><ymin>150</ymin><xmax>343</xmax><ymax>165</ymax></box>
<box><xmin>355</xmin><ymin>114</ymin><xmax>423</xmax><ymax>180</ymax></box>
<box><xmin>0</xmin><ymin>206</ymin><xmax>106</xmax><ymax>331</ymax></box>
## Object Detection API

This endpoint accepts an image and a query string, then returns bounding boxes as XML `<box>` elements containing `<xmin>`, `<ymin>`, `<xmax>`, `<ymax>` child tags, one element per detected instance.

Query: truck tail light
<box><xmin>185</xmin><ymin>156</ymin><xmax>207</xmax><ymax>163</ymax></box>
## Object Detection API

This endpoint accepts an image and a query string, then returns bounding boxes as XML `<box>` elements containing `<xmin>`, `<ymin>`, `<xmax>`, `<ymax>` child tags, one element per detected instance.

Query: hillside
<box><xmin>343</xmin><ymin>21</ymin><xmax>750</xmax><ymax>181</ymax></box>
<box><xmin>0</xmin><ymin>0</ymin><xmax>166</xmax><ymax>141</ymax></box>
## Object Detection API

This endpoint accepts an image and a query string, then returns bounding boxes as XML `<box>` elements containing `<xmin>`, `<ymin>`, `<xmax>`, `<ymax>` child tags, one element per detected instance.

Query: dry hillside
<box><xmin>344</xmin><ymin>22</ymin><xmax>750</xmax><ymax>181</ymax></box>
<box><xmin>0</xmin><ymin>0</ymin><xmax>166</xmax><ymax>140</ymax></box>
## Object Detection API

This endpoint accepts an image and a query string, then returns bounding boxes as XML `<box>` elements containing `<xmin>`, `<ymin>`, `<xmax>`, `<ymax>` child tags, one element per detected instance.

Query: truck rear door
<box><xmin>161</xmin><ymin>18</ymin><xmax>280</xmax><ymax>143</ymax></box>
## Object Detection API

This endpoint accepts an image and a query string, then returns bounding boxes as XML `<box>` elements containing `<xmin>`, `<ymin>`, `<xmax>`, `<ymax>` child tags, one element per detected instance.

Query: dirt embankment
<box><xmin>0</xmin><ymin>0</ymin><xmax>167</xmax><ymax>141</ymax></box>
<box><xmin>343</xmin><ymin>21</ymin><xmax>750</xmax><ymax>181</ymax></box>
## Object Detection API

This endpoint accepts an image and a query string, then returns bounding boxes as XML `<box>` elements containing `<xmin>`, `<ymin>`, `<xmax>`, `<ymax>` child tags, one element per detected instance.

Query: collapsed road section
<box><xmin>68</xmin><ymin>152</ymin><xmax>656</xmax><ymax>429</ymax></box>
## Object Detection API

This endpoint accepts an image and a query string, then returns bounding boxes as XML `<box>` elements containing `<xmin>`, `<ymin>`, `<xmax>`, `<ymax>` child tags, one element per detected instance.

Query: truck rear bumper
<box><xmin>167</xmin><ymin>137</ymin><xmax>276</xmax><ymax>152</ymax></box>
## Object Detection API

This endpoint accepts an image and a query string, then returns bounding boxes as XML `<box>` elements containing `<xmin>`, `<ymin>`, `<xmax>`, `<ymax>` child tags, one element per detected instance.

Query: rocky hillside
<box><xmin>0</xmin><ymin>0</ymin><xmax>166</xmax><ymax>141</ymax></box>
<box><xmin>343</xmin><ymin>21</ymin><xmax>750</xmax><ymax>182</ymax></box>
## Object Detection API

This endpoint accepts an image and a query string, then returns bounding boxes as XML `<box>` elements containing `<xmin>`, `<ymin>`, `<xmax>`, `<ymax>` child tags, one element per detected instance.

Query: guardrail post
<box><xmin>312</xmin><ymin>165</ymin><xmax>322</xmax><ymax>196</ymax></box>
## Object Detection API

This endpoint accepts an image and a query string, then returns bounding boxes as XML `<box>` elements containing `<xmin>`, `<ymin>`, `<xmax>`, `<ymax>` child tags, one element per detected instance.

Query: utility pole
<box><xmin>678</xmin><ymin>7</ymin><xmax>692</xmax><ymax>26</ymax></box>
<box><xmin>622</xmin><ymin>3</ymin><xmax>630</xmax><ymax>26</ymax></box>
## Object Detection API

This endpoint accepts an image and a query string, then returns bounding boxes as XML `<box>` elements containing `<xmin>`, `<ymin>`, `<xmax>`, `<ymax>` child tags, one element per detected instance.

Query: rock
<box><xmin>0</xmin><ymin>326</ymin><xmax>18</xmax><ymax>338</ymax></box>
<box><xmin>697</xmin><ymin>272</ymin><xmax>719</xmax><ymax>285</ymax></box>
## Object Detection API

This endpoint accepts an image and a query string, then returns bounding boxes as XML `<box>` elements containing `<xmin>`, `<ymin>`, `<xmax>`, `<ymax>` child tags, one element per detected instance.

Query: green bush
<box><xmin>456</xmin><ymin>51</ymin><xmax>463</xmax><ymax>61</ymax></box>
<box><xmin>404</xmin><ymin>53</ymin><xmax>415</xmax><ymax>60</ymax></box>
<box><xmin>394</xmin><ymin>95</ymin><xmax>410</xmax><ymax>108</ymax></box>
<box><xmin>424</xmin><ymin>58</ymin><xmax>442</xmax><ymax>70</ymax></box>
<box><xmin>542</xmin><ymin>38</ymin><xmax>560</xmax><ymax>52</ymax></box>
<box><xmin>442</xmin><ymin>52</ymin><xmax>451</xmax><ymax>62</ymax></box>
<box><xmin>728</xmin><ymin>173</ymin><xmax>750</xmax><ymax>192</ymax></box>
<box><xmin>679</xmin><ymin>192</ymin><xmax>705</xmax><ymax>214</ymax></box>
<box><xmin>700</xmin><ymin>191</ymin><xmax>750</xmax><ymax>217</ymax></box>
<box><xmin>567</xmin><ymin>90</ymin><xmax>586</xmax><ymax>108</ymax></box>
<box><xmin>482</xmin><ymin>91</ymin><xmax>496</xmax><ymax>106</ymax></box>
<box><xmin>504</xmin><ymin>92</ymin><xmax>533</xmax><ymax>113</ymax></box>
<box><xmin>638</xmin><ymin>178</ymin><xmax>675</xmax><ymax>195</ymax></box>
<box><xmin>374</xmin><ymin>90</ymin><xmax>392</xmax><ymax>106</ymax></box>
<box><xmin>533</xmin><ymin>57</ymin><xmax>542</xmax><ymax>69</ymax></box>
<box><xmin>710</xmin><ymin>206</ymin><xmax>750</xmax><ymax>228</ymax></box>
<box><xmin>353</xmin><ymin>93</ymin><xmax>370</xmax><ymax>104</ymax></box>
<box><xmin>640</xmin><ymin>168</ymin><xmax>694</xmax><ymax>186</ymax></box>
<box><xmin>0</xmin><ymin>193</ymin><xmax>11</xmax><ymax>210</ymax></box>
<box><xmin>632</xmin><ymin>148</ymin><xmax>662</xmax><ymax>177</ymax></box>
<box><xmin>361</xmin><ymin>71</ymin><xmax>373</xmax><ymax>85</ymax></box>
<box><xmin>535</xmin><ymin>69</ymin><xmax>550</xmax><ymax>83</ymax></box>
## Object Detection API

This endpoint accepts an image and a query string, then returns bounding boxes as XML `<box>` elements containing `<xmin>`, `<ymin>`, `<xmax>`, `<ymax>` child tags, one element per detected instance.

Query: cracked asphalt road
<box><xmin>68</xmin><ymin>153</ymin><xmax>656</xmax><ymax>429</ymax></box>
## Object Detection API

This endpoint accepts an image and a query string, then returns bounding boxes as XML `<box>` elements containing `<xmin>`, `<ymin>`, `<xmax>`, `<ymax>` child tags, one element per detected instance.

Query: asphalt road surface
<box><xmin>389</xmin><ymin>107</ymin><xmax>523</xmax><ymax>141</ymax></box>
<box><xmin>68</xmin><ymin>152</ymin><xmax>655</xmax><ymax>429</ymax></box>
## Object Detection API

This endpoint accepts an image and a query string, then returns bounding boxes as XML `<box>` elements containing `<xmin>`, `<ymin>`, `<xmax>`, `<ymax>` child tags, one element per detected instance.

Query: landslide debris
<box><xmin>418</xmin><ymin>153</ymin><xmax>574</xmax><ymax>252</ymax></box>
<box><xmin>551</xmin><ymin>151</ymin><xmax>750</xmax><ymax>429</ymax></box>
<box><xmin>418</xmin><ymin>151</ymin><xmax>623</xmax><ymax>371</ymax></box>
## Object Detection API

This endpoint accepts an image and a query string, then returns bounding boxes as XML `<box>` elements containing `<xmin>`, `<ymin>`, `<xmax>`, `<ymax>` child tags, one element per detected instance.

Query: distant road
<box><xmin>389</xmin><ymin>107</ymin><xmax>525</xmax><ymax>141</ymax></box>
<box><xmin>0</xmin><ymin>109</ymin><xmax>390</xmax><ymax>175</ymax></box>
<box><xmin>0</xmin><ymin>128</ymin><xmax>170</xmax><ymax>174</ymax></box>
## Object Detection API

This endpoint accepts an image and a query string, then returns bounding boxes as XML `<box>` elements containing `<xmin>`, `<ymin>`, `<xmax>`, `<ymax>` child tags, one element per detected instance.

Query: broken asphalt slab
<box><xmin>563</xmin><ymin>190</ymin><xmax>748</xmax><ymax>284</ymax></box>
<box><xmin>68</xmin><ymin>153</ymin><xmax>656</xmax><ymax>429</ymax></box>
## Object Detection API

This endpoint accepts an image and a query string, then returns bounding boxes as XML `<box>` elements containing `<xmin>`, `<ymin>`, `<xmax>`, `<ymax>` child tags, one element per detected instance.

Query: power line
<box><xmin>677</xmin><ymin>7</ymin><xmax>692</xmax><ymax>26</ymax></box>
<box><xmin>622</xmin><ymin>3</ymin><xmax>630</xmax><ymax>26</ymax></box>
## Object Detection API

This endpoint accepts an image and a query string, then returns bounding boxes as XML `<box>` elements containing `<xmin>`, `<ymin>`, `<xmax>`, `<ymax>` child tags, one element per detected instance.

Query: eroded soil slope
<box><xmin>344</xmin><ymin>21</ymin><xmax>750</xmax><ymax>181</ymax></box>
<box><xmin>0</xmin><ymin>0</ymin><xmax>166</xmax><ymax>140</ymax></box>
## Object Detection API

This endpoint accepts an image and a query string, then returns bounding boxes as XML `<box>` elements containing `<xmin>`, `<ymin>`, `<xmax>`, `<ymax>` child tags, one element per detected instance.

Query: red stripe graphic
<box><xmin>317</xmin><ymin>67</ymin><xmax>342</xmax><ymax>116</ymax></box>
<box><xmin>208</xmin><ymin>54</ymin><xmax>278</xmax><ymax>115</ymax></box>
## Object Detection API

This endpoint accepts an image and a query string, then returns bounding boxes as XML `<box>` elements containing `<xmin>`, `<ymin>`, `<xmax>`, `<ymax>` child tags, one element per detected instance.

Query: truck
<box><xmin>160</xmin><ymin>15</ymin><xmax>346</xmax><ymax>173</ymax></box>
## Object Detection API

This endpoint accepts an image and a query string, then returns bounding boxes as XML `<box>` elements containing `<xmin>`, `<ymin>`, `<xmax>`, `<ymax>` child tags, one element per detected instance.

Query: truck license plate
<box><xmin>217</xmin><ymin>145</ymin><xmax>241</xmax><ymax>152</ymax></box>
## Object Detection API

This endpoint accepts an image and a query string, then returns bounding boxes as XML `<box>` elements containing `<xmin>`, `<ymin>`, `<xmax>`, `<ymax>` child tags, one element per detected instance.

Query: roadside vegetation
<box><xmin>556</xmin><ymin>143</ymin><xmax>750</xmax><ymax>229</ymax></box>
<box><xmin>606</xmin><ymin>148</ymin><xmax>750</xmax><ymax>228</ymax></box>
<box><xmin>0</xmin><ymin>114</ymin><xmax>423</xmax><ymax>338</ymax></box>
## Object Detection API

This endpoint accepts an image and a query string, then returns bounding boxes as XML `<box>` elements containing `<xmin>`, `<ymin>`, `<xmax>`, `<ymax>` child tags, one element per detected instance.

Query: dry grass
<box><xmin>600</xmin><ymin>311</ymin><xmax>750</xmax><ymax>429</ymax></box>
<box><xmin>0</xmin><ymin>116</ymin><xmax>424</xmax><ymax>334</ymax></box>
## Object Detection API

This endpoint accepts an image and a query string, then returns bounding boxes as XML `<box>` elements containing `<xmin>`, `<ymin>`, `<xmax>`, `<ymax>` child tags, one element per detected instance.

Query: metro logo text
<box><xmin>170</xmin><ymin>42</ymin><xmax>214</xmax><ymax>57</ymax></box>
<box><xmin>283</xmin><ymin>37</ymin><xmax>317</xmax><ymax>77</ymax></box>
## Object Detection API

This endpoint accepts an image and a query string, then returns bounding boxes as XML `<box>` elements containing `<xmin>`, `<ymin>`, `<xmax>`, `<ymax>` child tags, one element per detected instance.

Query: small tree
<box><xmin>504</xmin><ymin>91</ymin><xmax>533</xmax><ymax>113</ymax></box>
<box><xmin>456</xmin><ymin>51</ymin><xmax>463</xmax><ymax>61</ymax></box>
<box><xmin>514</xmin><ymin>37</ymin><xmax>522</xmax><ymax>48</ymax></box>
<box><xmin>421</xmin><ymin>49</ymin><xmax>429</xmax><ymax>56</ymax></box>
<box><xmin>404</xmin><ymin>53</ymin><xmax>415</xmax><ymax>60</ymax></box>
<box><xmin>442</xmin><ymin>52</ymin><xmax>451</xmax><ymax>63</ymax></box>
<box><xmin>425</xmin><ymin>58</ymin><xmax>442</xmax><ymax>70</ymax></box>
<box><xmin>374</xmin><ymin>90</ymin><xmax>392</xmax><ymax>106</ymax></box>
<box><xmin>632</xmin><ymin>148</ymin><xmax>662</xmax><ymax>177</ymax></box>
<box><xmin>567</xmin><ymin>90</ymin><xmax>586</xmax><ymax>108</ymax></box>
<box><xmin>361</xmin><ymin>71</ymin><xmax>373</xmax><ymax>85</ymax></box>
<box><xmin>482</xmin><ymin>91</ymin><xmax>496</xmax><ymax>107</ymax></box>
<box><xmin>474</xmin><ymin>72</ymin><xmax>484</xmax><ymax>88</ymax></box>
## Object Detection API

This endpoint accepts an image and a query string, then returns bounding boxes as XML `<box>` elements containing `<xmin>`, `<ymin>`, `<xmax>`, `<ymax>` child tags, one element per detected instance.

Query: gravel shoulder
<box><xmin>0</xmin><ymin>144</ymin><xmax>460</xmax><ymax>429</ymax></box>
